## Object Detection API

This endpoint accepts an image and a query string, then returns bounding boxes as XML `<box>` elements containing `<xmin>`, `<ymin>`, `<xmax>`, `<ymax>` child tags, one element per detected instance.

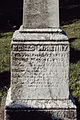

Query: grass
<box><xmin>0</xmin><ymin>20</ymin><xmax>80</xmax><ymax>103</ymax></box>
<box><xmin>0</xmin><ymin>32</ymin><xmax>13</xmax><ymax>102</ymax></box>
<box><xmin>62</xmin><ymin>20</ymin><xmax>80</xmax><ymax>51</ymax></box>
<box><xmin>0</xmin><ymin>32</ymin><xmax>13</xmax><ymax>72</ymax></box>
<box><xmin>62</xmin><ymin>20</ymin><xmax>80</xmax><ymax>102</ymax></box>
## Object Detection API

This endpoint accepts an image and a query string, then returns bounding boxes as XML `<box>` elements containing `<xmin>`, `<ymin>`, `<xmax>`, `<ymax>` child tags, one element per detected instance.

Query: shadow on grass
<box><xmin>0</xmin><ymin>30</ymin><xmax>14</xmax><ymax>36</ymax></box>
<box><xmin>69</xmin><ymin>37</ymin><xmax>80</xmax><ymax>63</ymax></box>
<box><xmin>75</xmin><ymin>99</ymin><xmax>80</xmax><ymax>120</ymax></box>
<box><xmin>69</xmin><ymin>37</ymin><xmax>77</xmax><ymax>43</ymax></box>
<box><xmin>0</xmin><ymin>33</ymin><xmax>4</xmax><ymax>38</ymax></box>
<box><xmin>70</xmin><ymin>47</ymin><xmax>80</xmax><ymax>63</ymax></box>
<box><xmin>0</xmin><ymin>71</ymin><xmax>10</xmax><ymax>89</ymax></box>
<box><xmin>0</xmin><ymin>32</ymin><xmax>9</xmax><ymax>38</ymax></box>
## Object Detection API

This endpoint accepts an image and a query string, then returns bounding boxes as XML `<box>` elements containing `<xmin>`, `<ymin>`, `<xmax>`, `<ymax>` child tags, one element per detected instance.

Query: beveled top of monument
<box><xmin>23</xmin><ymin>0</ymin><xmax>59</xmax><ymax>28</ymax></box>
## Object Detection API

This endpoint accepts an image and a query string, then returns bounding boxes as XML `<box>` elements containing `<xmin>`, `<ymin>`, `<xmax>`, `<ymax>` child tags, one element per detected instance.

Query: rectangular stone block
<box><xmin>23</xmin><ymin>0</ymin><xmax>59</xmax><ymax>28</ymax></box>
<box><xmin>5</xmin><ymin>109</ymin><xmax>77</xmax><ymax>120</ymax></box>
<box><xmin>4</xmin><ymin>88</ymin><xmax>77</xmax><ymax>120</ymax></box>
<box><xmin>11</xmin><ymin>30</ymin><xmax>69</xmax><ymax>100</ymax></box>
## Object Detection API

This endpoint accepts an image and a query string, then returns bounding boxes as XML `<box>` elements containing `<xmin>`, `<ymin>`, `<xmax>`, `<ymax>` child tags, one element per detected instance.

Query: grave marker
<box><xmin>4</xmin><ymin>0</ymin><xmax>77</xmax><ymax>120</ymax></box>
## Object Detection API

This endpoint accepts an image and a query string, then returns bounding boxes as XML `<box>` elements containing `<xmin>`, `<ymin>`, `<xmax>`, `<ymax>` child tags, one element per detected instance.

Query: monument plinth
<box><xmin>4</xmin><ymin>0</ymin><xmax>77</xmax><ymax>120</ymax></box>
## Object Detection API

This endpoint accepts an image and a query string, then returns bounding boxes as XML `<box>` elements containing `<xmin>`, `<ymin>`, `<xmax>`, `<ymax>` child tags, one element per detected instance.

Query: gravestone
<box><xmin>4</xmin><ymin>0</ymin><xmax>77</xmax><ymax>120</ymax></box>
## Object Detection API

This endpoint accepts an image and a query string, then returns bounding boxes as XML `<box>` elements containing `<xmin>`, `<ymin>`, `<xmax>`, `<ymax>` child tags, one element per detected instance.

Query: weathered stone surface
<box><xmin>11</xmin><ymin>30</ymin><xmax>69</xmax><ymax>100</ymax></box>
<box><xmin>23</xmin><ymin>0</ymin><xmax>59</xmax><ymax>28</ymax></box>
<box><xmin>4</xmin><ymin>88</ymin><xmax>77</xmax><ymax>120</ymax></box>
<box><xmin>5</xmin><ymin>109</ymin><xmax>77</xmax><ymax>120</ymax></box>
<box><xmin>4</xmin><ymin>0</ymin><xmax>77</xmax><ymax>119</ymax></box>
<box><xmin>6</xmin><ymin>88</ymin><xmax>76</xmax><ymax>109</ymax></box>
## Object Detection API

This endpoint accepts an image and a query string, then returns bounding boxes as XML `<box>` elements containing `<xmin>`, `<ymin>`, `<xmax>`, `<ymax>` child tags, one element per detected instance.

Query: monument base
<box><xmin>4</xmin><ymin>28</ymin><xmax>77</xmax><ymax>119</ymax></box>
<box><xmin>4</xmin><ymin>88</ymin><xmax>77</xmax><ymax>120</ymax></box>
<box><xmin>11</xmin><ymin>28</ymin><xmax>70</xmax><ymax>100</ymax></box>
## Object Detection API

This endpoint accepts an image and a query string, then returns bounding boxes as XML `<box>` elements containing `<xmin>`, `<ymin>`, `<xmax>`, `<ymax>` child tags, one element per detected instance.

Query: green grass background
<box><xmin>62</xmin><ymin>20</ymin><xmax>80</xmax><ymax>102</ymax></box>
<box><xmin>0</xmin><ymin>32</ymin><xmax>13</xmax><ymax>102</ymax></box>
<box><xmin>0</xmin><ymin>20</ymin><xmax>80</xmax><ymax>103</ymax></box>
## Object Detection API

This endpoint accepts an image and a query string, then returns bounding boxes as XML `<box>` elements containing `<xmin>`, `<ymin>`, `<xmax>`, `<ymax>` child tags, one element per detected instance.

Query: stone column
<box><xmin>23</xmin><ymin>0</ymin><xmax>59</xmax><ymax>28</ymax></box>
<box><xmin>4</xmin><ymin>0</ymin><xmax>77</xmax><ymax>120</ymax></box>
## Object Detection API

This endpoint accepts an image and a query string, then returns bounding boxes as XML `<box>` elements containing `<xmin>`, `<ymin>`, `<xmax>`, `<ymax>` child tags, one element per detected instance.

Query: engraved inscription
<box><xmin>12</xmin><ymin>44</ymin><xmax>69</xmax><ymax>52</ymax></box>
<box><xmin>11</xmin><ymin>43</ymin><xmax>69</xmax><ymax>99</ymax></box>
<box><xmin>12</xmin><ymin>44</ymin><xmax>69</xmax><ymax>88</ymax></box>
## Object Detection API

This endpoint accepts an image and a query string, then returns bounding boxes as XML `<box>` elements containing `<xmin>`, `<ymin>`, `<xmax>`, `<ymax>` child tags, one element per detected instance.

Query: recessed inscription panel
<box><xmin>11</xmin><ymin>43</ymin><xmax>69</xmax><ymax>100</ymax></box>
<box><xmin>12</xmin><ymin>44</ymin><xmax>68</xmax><ymax>52</ymax></box>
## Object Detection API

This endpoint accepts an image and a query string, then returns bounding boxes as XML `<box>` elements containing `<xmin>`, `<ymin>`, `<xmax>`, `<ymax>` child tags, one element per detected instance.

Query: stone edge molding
<box><xmin>12</xmin><ymin>27</ymin><xmax>68</xmax><ymax>41</ymax></box>
<box><xmin>6</xmin><ymin>88</ymin><xmax>76</xmax><ymax>109</ymax></box>
<box><xmin>4</xmin><ymin>88</ymin><xmax>77</xmax><ymax>120</ymax></box>
<box><xmin>4</xmin><ymin>28</ymin><xmax>77</xmax><ymax>120</ymax></box>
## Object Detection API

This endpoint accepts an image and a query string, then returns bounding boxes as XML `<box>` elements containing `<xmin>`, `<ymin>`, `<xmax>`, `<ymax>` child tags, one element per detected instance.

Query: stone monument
<box><xmin>4</xmin><ymin>0</ymin><xmax>77</xmax><ymax>119</ymax></box>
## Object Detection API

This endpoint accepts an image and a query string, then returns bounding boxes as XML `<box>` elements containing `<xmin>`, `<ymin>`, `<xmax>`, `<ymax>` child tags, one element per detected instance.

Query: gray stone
<box><xmin>23</xmin><ymin>0</ymin><xmax>59</xmax><ymax>28</ymax></box>
<box><xmin>4</xmin><ymin>0</ymin><xmax>77</xmax><ymax>119</ymax></box>
<box><xmin>4</xmin><ymin>109</ymin><xmax>77</xmax><ymax>120</ymax></box>
<box><xmin>4</xmin><ymin>88</ymin><xmax>77</xmax><ymax>120</ymax></box>
<box><xmin>11</xmin><ymin>29</ymin><xmax>69</xmax><ymax>100</ymax></box>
